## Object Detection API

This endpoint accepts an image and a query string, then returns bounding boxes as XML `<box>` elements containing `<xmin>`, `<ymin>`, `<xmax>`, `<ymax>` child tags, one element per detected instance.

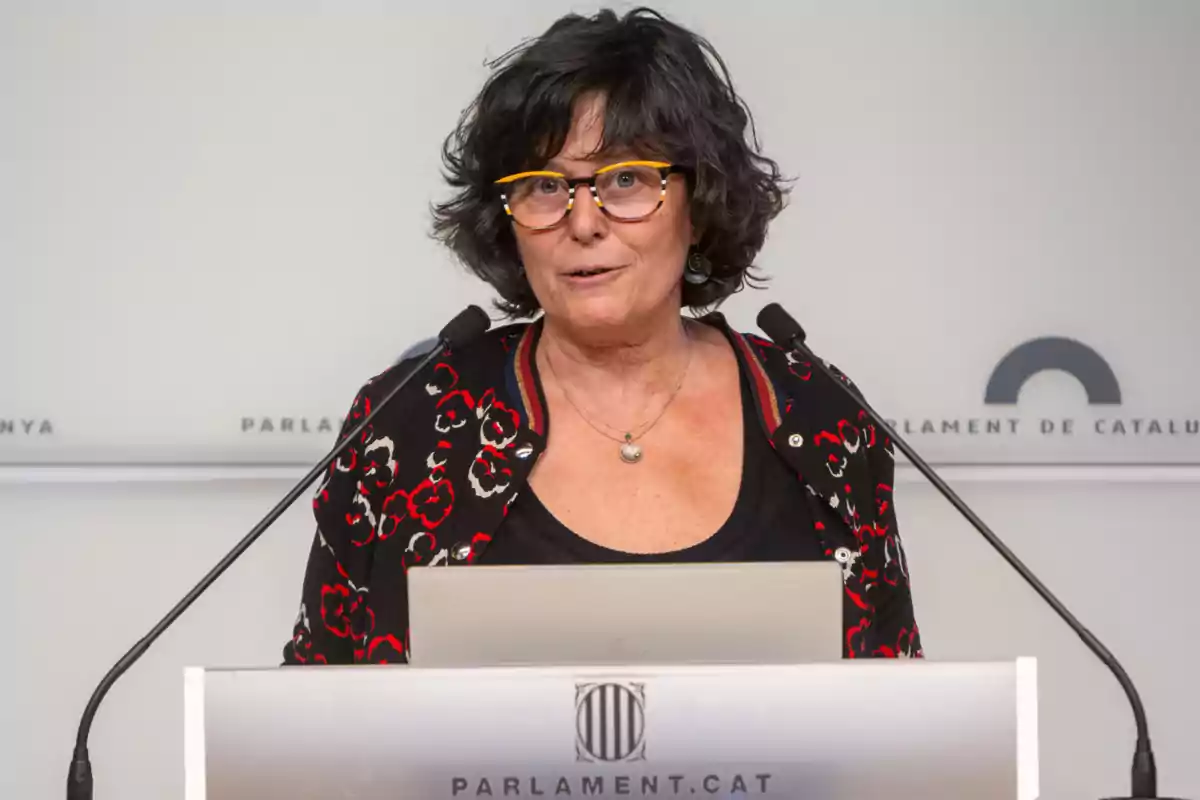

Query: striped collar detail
<box><xmin>505</xmin><ymin>315</ymin><xmax>785</xmax><ymax>440</ymax></box>
<box><xmin>509</xmin><ymin>323</ymin><xmax>546</xmax><ymax>435</ymax></box>
<box><xmin>728</xmin><ymin>329</ymin><xmax>784</xmax><ymax>435</ymax></box>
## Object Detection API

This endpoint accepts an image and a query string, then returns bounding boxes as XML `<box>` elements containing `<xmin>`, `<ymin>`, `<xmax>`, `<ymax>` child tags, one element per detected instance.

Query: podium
<box><xmin>184</xmin><ymin>658</ymin><xmax>1039</xmax><ymax>799</ymax></box>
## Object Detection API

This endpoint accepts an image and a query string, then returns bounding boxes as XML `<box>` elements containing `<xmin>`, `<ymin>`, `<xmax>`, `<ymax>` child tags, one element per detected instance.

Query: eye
<box><xmin>534</xmin><ymin>177</ymin><xmax>562</xmax><ymax>194</ymax></box>
<box><xmin>612</xmin><ymin>169</ymin><xmax>637</xmax><ymax>188</ymax></box>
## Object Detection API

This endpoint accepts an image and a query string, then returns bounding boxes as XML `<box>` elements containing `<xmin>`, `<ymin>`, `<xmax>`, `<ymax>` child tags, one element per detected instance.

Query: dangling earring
<box><xmin>683</xmin><ymin>250</ymin><xmax>712</xmax><ymax>285</ymax></box>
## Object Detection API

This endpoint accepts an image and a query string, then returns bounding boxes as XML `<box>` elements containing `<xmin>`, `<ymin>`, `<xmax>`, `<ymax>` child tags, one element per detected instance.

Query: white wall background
<box><xmin>2</xmin><ymin>1</ymin><xmax>1198</xmax><ymax>799</ymax></box>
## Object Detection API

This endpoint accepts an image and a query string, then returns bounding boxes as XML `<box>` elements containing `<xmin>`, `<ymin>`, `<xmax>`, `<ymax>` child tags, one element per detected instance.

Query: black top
<box><xmin>481</xmin><ymin>373</ymin><xmax>822</xmax><ymax>565</ymax></box>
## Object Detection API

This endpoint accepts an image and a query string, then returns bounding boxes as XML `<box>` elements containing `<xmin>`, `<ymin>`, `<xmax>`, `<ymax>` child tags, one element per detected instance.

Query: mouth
<box><xmin>564</xmin><ymin>266</ymin><xmax>623</xmax><ymax>279</ymax></box>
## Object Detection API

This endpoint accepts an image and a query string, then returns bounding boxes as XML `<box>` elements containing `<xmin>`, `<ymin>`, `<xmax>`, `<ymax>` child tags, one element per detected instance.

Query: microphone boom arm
<box><xmin>67</xmin><ymin>341</ymin><xmax>451</xmax><ymax>800</ymax></box>
<box><xmin>756</xmin><ymin>297</ymin><xmax>1174</xmax><ymax>800</ymax></box>
<box><xmin>797</xmin><ymin>342</ymin><xmax>1153</xmax><ymax>756</ymax></box>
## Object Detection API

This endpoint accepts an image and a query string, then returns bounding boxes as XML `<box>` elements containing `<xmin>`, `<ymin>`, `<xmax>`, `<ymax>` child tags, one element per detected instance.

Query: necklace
<box><xmin>544</xmin><ymin>325</ymin><xmax>694</xmax><ymax>464</ymax></box>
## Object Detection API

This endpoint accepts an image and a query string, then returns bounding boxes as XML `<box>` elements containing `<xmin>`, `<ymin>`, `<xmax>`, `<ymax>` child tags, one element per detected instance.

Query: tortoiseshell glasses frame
<box><xmin>493</xmin><ymin>160</ymin><xmax>688</xmax><ymax>230</ymax></box>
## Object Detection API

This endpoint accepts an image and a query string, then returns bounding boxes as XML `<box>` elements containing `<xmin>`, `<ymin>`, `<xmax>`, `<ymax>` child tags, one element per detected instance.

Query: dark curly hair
<box><xmin>431</xmin><ymin>6</ymin><xmax>789</xmax><ymax>318</ymax></box>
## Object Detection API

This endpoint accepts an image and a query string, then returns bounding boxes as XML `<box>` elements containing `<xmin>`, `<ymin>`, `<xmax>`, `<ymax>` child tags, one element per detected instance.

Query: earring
<box><xmin>683</xmin><ymin>251</ymin><xmax>712</xmax><ymax>285</ymax></box>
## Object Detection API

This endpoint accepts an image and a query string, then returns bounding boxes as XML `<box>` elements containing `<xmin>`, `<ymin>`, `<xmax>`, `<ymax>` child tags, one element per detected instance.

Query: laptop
<box><xmin>406</xmin><ymin>561</ymin><xmax>844</xmax><ymax>667</ymax></box>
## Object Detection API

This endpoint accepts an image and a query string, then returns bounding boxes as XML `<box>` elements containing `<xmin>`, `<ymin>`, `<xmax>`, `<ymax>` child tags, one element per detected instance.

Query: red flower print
<box><xmin>424</xmin><ymin>362</ymin><xmax>457</xmax><ymax>397</ymax></box>
<box><xmin>480</xmin><ymin>399</ymin><xmax>519</xmax><ymax>448</ymax></box>
<box><xmin>813</xmin><ymin>429</ymin><xmax>842</xmax><ymax>448</ymax></box>
<box><xmin>468</xmin><ymin>445</ymin><xmax>512</xmax><ymax>498</ymax></box>
<box><xmin>353</xmin><ymin>395</ymin><xmax>372</xmax><ymax>420</ymax></box>
<box><xmin>825</xmin><ymin>452</ymin><xmax>848</xmax><ymax>479</ymax></box>
<box><xmin>366</xmin><ymin>634</ymin><xmax>405</xmax><ymax>664</ymax></box>
<box><xmin>466</xmin><ymin>531</ymin><xmax>492</xmax><ymax>564</ymax></box>
<box><xmin>836</xmin><ymin>419</ymin><xmax>862</xmax><ymax>453</ymax></box>
<box><xmin>320</xmin><ymin>584</ymin><xmax>352</xmax><ymax>638</ymax></box>
<box><xmin>348</xmin><ymin>592</ymin><xmax>375</xmax><ymax>642</ymax></box>
<box><xmin>786</xmin><ymin>352</ymin><xmax>813</xmax><ymax>381</ymax></box>
<box><xmin>425</xmin><ymin>443</ymin><xmax>451</xmax><ymax>472</ymax></box>
<box><xmin>344</xmin><ymin>491</ymin><xmax>376</xmax><ymax>547</ymax></box>
<box><xmin>894</xmin><ymin>626</ymin><xmax>920</xmax><ymax>658</ymax></box>
<box><xmin>435</xmin><ymin>389</ymin><xmax>475</xmax><ymax>433</ymax></box>
<box><xmin>333</xmin><ymin>446</ymin><xmax>358</xmax><ymax>474</ymax></box>
<box><xmin>406</xmin><ymin>476</ymin><xmax>454</xmax><ymax>528</ymax></box>
<box><xmin>880</xmin><ymin>533</ymin><xmax>909</xmax><ymax>587</ymax></box>
<box><xmin>289</xmin><ymin>624</ymin><xmax>314</xmax><ymax>663</ymax></box>
<box><xmin>861</xmin><ymin>417</ymin><xmax>877</xmax><ymax>448</ymax></box>
<box><xmin>875</xmin><ymin>486</ymin><xmax>892</xmax><ymax>522</ymax></box>
<box><xmin>403</xmin><ymin>531</ymin><xmax>439</xmax><ymax>567</ymax></box>
<box><xmin>377</xmin><ymin>488</ymin><xmax>410</xmax><ymax>541</ymax></box>
<box><xmin>846</xmin><ymin>616</ymin><xmax>870</xmax><ymax>657</ymax></box>
<box><xmin>845</xmin><ymin>585</ymin><xmax>870</xmax><ymax>611</ymax></box>
<box><xmin>476</xmin><ymin>388</ymin><xmax>496</xmax><ymax>416</ymax></box>
<box><xmin>359</xmin><ymin>436</ymin><xmax>397</xmax><ymax>494</ymax></box>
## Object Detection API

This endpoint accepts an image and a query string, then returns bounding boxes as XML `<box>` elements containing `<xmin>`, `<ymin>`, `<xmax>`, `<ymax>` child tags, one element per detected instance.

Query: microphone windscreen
<box><xmin>438</xmin><ymin>305</ymin><xmax>492</xmax><ymax>348</ymax></box>
<box><xmin>756</xmin><ymin>303</ymin><xmax>807</xmax><ymax>347</ymax></box>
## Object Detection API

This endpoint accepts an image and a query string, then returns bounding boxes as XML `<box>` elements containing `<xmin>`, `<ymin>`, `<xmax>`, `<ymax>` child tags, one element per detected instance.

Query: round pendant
<box><xmin>619</xmin><ymin>441</ymin><xmax>643</xmax><ymax>464</ymax></box>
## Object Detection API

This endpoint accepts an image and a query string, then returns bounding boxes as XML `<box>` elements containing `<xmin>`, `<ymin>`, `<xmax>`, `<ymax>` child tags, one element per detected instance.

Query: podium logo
<box><xmin>575</xmin><ymin>682</ymin><xmax>646</xmax><ymax>763</ymax></box>
<box><xmin>984</xmin><ymin>337</ymin><xmax>1121</xmax><ymax>406</ymax></box>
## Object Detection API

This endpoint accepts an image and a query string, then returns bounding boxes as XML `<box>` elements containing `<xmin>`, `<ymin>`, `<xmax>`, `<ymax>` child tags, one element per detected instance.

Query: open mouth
<box><xmin>566</xmin><ymin>266</ymin><xmax>620</xmax><ymax>278</ymax></box>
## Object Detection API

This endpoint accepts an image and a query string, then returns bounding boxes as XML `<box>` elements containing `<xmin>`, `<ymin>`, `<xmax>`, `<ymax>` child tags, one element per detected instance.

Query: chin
<box><xmin>555</xmin><ymin>295</ymin><xmax>645</xmax><ymax>336</ymax></box>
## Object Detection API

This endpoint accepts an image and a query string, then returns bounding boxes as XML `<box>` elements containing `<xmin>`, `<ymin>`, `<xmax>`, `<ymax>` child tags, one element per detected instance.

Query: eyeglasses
<box><xmin>494</xmin><ymin>160</ymin><xmax>687</xmax><ymax>230</ymax></box>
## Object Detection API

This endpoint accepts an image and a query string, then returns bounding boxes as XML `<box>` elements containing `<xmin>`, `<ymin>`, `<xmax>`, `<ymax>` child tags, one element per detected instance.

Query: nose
<box><xmin>566</xmin><ymin>185</ymin><xmax>609</xmax><ymax>243</ymax></box>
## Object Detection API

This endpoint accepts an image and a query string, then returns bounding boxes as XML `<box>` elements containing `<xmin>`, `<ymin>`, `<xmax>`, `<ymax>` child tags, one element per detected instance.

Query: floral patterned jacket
<box><xmin>283</xmin><ymin>313</ymin><xmax>922</xmax><ymax>666</ymax></box>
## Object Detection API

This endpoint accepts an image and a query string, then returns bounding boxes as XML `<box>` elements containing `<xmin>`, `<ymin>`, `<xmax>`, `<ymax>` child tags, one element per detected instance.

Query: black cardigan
<box><xmin>283</xmin><ymin>313</ymin><xmax>923</xmax><ymax>665</ymax></box>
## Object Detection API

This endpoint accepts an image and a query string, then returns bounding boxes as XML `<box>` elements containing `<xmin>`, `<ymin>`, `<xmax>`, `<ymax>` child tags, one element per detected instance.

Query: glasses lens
<box><xmin>506</xmin><ymin>175</ymin><xmax>569</xmax><ymax>227</ymax></box>
<box><xmin>596</xmin><ymin>165</ymin><xmax>662</xmax><ymax>220</ymax></box>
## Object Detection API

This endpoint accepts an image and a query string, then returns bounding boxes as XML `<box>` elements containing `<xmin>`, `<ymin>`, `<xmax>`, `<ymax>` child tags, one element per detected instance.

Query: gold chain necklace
<box><xmin>543</xmin><ymin>327</ymin><xmax>694</xmax><ymax>464</ymax></box>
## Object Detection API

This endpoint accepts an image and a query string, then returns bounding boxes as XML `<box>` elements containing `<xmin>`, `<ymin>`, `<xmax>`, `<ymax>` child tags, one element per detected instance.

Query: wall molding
<box><xmin>2</xmin><ymin>462</ymin><xmax>1200</xmax><ymax>484</ymax></box>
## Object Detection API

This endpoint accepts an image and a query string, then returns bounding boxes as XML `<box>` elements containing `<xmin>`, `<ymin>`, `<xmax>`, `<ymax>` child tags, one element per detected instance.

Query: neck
<box><xmin>539</xmin><ymin>311</ymin><xmax>692</xmax><ymax>400</ymax></box>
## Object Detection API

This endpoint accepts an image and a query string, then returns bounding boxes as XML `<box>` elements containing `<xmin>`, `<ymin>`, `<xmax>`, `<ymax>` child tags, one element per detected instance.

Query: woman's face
<box><xmin>509</xmin><ymin>94</ymin><xmax>694</xmax><ymax>337</ymax></box>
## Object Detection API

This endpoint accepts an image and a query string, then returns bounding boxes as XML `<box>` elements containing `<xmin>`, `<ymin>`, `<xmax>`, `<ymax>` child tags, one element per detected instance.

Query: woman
<box><xmin>283</xmin><ymin>7</ymin><xmax>921</xmax><ymax>666</ymax></box>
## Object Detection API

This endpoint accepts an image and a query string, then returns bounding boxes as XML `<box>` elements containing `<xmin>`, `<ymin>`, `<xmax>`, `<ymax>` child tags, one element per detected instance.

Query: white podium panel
<box><xmin>185</xmin><ymin>660</ymin><xmax>1038</xmax><ymax>800</ymax></box>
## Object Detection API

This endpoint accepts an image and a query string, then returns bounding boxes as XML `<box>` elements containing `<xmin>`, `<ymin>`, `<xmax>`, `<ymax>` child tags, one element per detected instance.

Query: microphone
<box><xmin>756</xmin><ymin>302</ymin><xmax>1182</xmax><ymax>800</ymax></box>
<box><xmin>66</xmin><ymin>305</ymin><xmax>491</xmax><ymax>800</ymax></box>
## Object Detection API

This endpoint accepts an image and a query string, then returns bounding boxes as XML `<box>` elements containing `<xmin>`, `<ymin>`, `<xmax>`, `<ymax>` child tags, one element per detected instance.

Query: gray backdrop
<box><xmin>1</xmin><ymin>1</ymin><xmax>1197</xmax><ymax>799</ymax></box>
